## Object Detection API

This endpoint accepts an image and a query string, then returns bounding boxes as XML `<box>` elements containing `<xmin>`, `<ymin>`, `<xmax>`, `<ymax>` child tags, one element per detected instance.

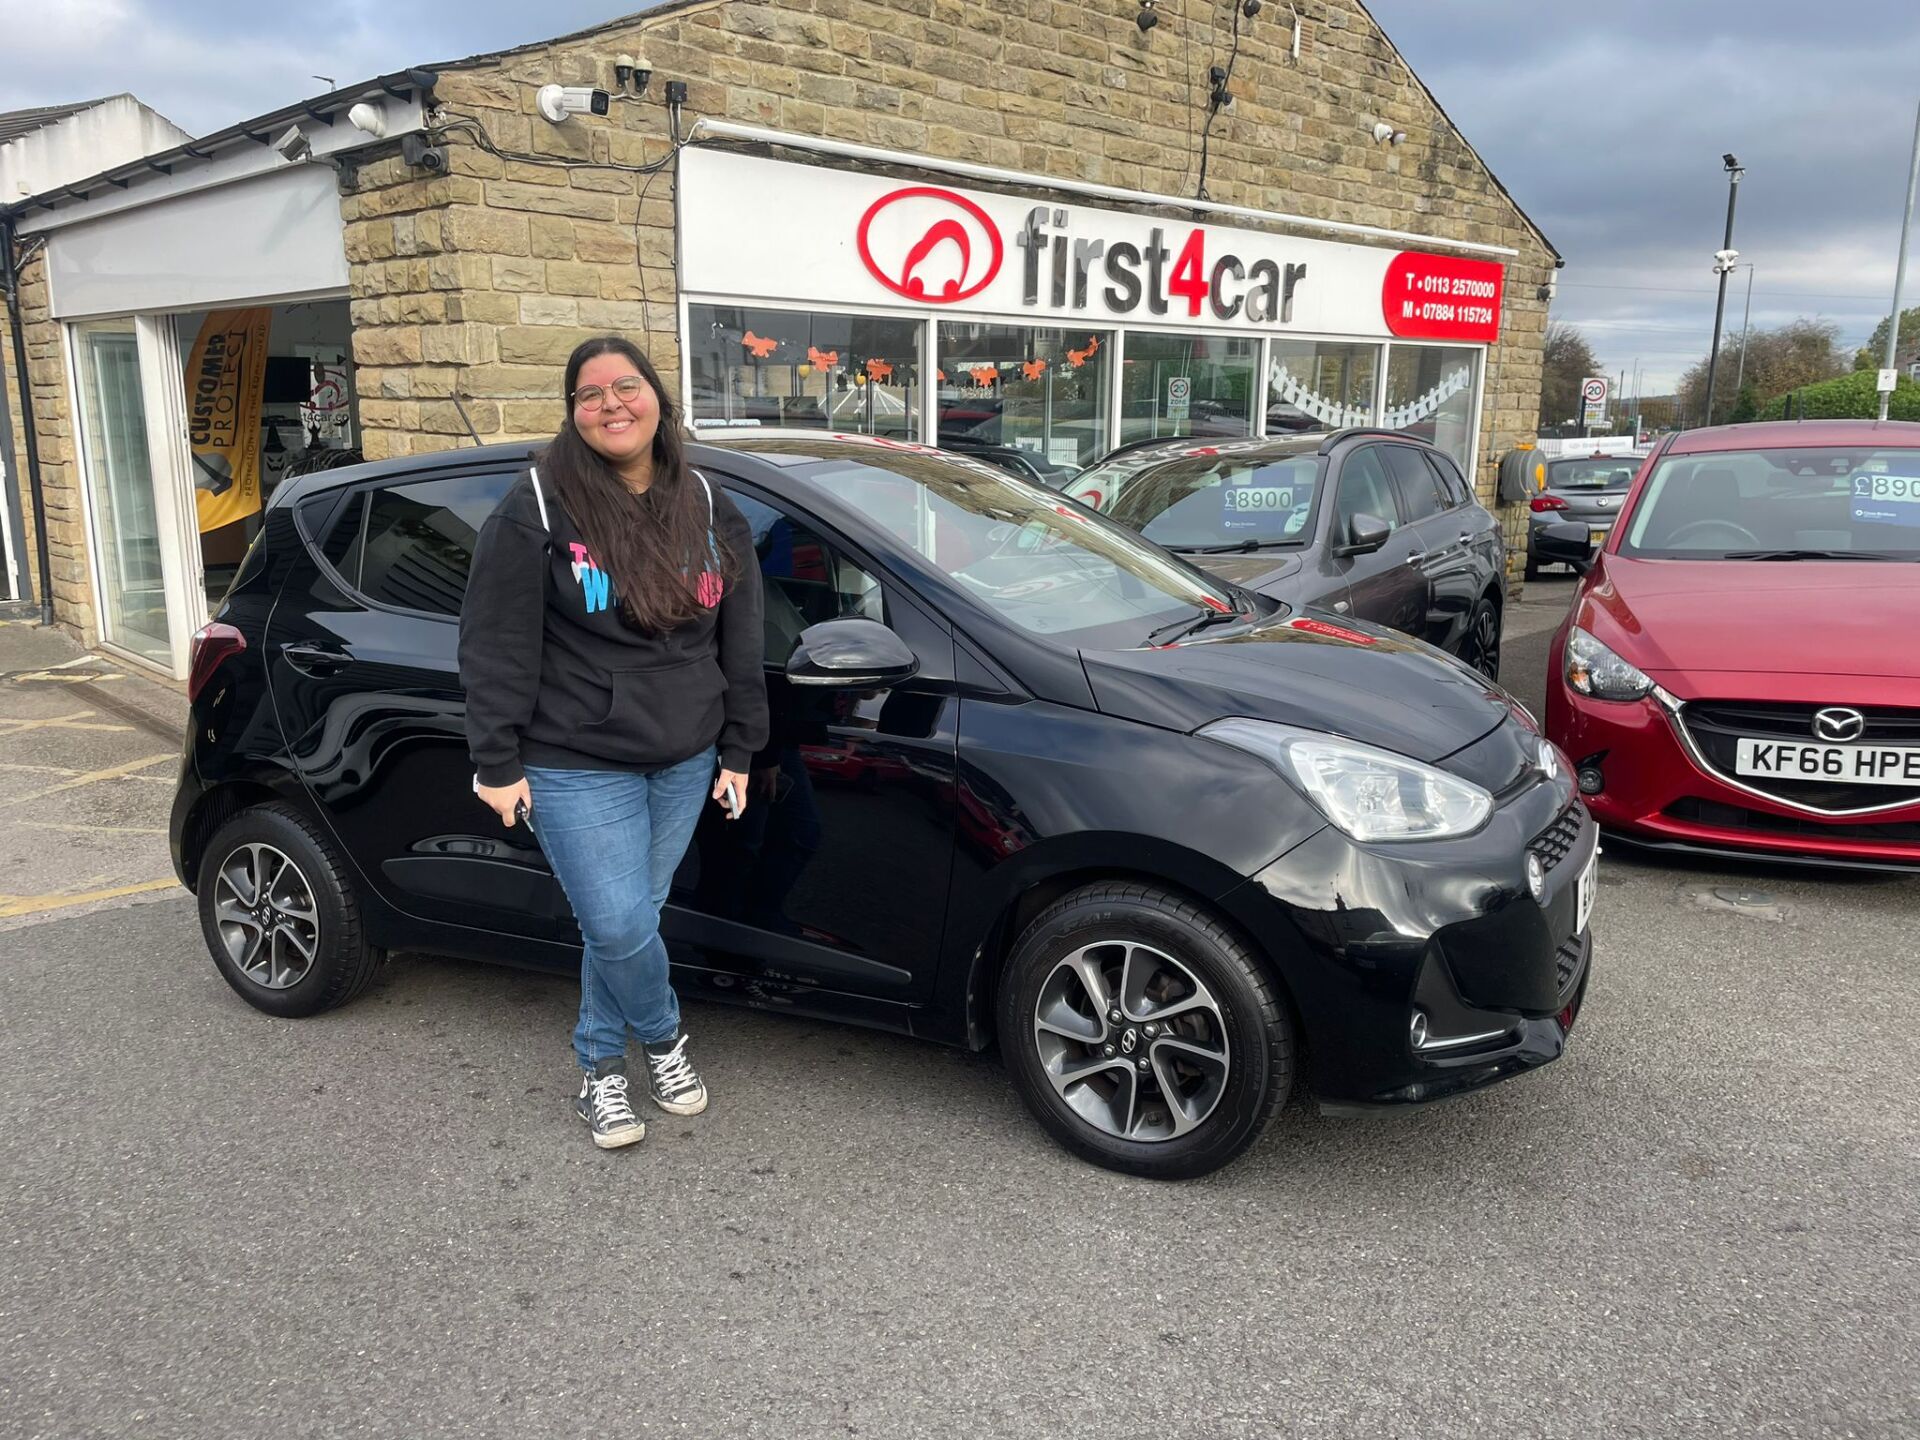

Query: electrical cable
<box><xmin>1195</xmin><ymin>0</ymin><xmax>1246</xmax><ymax>201</ymax></box>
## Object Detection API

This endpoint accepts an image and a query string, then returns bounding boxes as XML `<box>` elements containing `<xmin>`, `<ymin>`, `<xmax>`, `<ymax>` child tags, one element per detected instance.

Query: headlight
<box><xmin>1565</xmin><ymin>626</ymin><xmax>1653</xmax><ymax>701</ymax></box>
<box><xmin>1202</xmin><ymin>718</ymin><xmax>1494</xmax><ymax>842</ymax></box>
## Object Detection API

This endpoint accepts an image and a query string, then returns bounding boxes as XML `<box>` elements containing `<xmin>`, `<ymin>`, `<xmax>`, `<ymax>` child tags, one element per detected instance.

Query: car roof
<box><xmin>1663</xmin><ymin>420</ymin><xmax>1920</xmax><ymax>454</ymax></box>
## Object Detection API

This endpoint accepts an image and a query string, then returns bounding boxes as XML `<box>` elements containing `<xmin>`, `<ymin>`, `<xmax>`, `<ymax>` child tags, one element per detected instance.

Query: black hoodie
<box><xmin>457</xmin><ymin>465</ymin><xmax>768</xmax><ymax>786</ymax></box>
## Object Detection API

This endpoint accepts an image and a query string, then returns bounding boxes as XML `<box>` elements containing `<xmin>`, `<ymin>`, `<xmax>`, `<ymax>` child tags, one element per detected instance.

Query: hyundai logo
<box><xmin>856</xmin><ymin>186</ymin><xmax>1004</xmax><ymax>304</ymax></box>
<box><xmin>1811</xmin><ymin>707</ymin><xmax>1866</xmax><ymax>743</ymax></box>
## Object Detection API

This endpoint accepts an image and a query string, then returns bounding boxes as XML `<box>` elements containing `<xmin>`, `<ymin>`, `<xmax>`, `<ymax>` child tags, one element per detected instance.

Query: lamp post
<box><xmin>1878</xmin><ymin>101</ymin><xmax>1920</xmax><ymax>423</ymax></box>
<box><xmin>1704</xmin><ymin>153</ymin><xmax>1745</xmax><ymax>427</ymax></box>
<box><xmin>1731</xmin><ymin>263</ymin><xmax>1756</xmax><ymax>401</ymax></box>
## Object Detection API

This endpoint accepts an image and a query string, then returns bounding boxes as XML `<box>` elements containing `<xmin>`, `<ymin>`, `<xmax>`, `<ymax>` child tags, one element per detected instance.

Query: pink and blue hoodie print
<box><xmin>567</xmin><ymin>540</ymin><xmax>726</xmax><ymax>615</ymax></box>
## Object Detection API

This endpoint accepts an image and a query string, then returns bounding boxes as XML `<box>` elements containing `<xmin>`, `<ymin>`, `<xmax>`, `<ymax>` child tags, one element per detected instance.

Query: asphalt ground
<box><xmin>3</xmin><ymin>595</ymin><xmax>1917</xmax><ymax>1440</ymax></box>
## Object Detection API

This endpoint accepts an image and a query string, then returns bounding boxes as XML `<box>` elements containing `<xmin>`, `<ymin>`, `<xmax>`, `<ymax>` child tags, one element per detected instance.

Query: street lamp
<box><xmin>1731</xmin><ymin>263</ymin><xmax>1756</xmax><ymax>401</ymax></box>
<box><xmin>1703</xmin><ymin>153</ymin><xmax>1745</xmax><ymax>426</ymax></box>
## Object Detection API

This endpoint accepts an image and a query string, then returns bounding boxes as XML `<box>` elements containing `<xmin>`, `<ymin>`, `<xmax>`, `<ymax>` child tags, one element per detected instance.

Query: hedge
<box><xmin>1761</xmin><ymin>369</ymin><xmax>1920</xmax><ymax>422</ymax></box>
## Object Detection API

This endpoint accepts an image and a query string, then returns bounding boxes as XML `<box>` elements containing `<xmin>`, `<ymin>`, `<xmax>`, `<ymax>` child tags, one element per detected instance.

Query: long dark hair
<box><xmin>539</xmin><ymin>336</ymin><xmax>737</xmax><ymax>633</ymax></box>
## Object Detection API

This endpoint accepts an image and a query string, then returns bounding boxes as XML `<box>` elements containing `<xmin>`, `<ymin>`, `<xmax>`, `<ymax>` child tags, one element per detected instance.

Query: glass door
<box><xmin>72</xmin><ymin>319</ymin><xmax>171</xmax><ymax>665</ymax></box>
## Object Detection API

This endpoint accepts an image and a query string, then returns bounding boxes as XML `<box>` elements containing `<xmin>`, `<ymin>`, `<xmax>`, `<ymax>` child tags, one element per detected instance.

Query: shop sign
<box><xmin>681</xmin><ymin>149</ymin><xmax>1502</xmax><ymax>344</ymax></box>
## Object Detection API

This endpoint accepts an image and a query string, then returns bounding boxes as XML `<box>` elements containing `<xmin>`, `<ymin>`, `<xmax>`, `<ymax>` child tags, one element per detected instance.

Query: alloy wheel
<box><xmin>1031</xmin><ymin>940</ymin><xmax>1230</xmax><ymax>1143</ymax></box>
<box><xmin>212</xmin><ymin>842</ymin><xmax>321</xmax><ymax>990</ymax></box>
<box><xmin>1468</xmin><ymin>606</ymin><xmax>1500</xmax><ymax>680</ymax></box>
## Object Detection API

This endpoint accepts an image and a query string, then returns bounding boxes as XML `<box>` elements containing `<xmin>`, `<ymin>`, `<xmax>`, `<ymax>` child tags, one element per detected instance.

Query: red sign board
<box><xmin>1382</xmin><ymin>252</ymin><xmax>1504</xmax><ymax>343</ymax></box>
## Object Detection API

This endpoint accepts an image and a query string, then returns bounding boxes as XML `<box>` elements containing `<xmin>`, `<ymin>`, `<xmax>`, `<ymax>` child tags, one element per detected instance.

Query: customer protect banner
<box><xmin>187</xmin><ymin>308</ymin><xmax>271</xmax><ymax>533</ymax></box>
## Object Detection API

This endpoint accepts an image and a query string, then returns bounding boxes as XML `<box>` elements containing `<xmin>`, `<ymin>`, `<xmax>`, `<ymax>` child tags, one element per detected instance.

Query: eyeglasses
<box><xmin>570</xmin><ymin>374</ymin><xmax>648</xmax><ymax>411</ymax></box>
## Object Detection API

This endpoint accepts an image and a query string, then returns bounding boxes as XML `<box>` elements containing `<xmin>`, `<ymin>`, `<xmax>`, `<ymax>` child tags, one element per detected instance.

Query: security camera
<box><xmin>1722</xmin><ymin>152</ymin><xmax>1741</xmax><ymax>171</ymax></box>
<box><xmin>1136</xmin><ymin>1</ymin><xmax>1159</xmax><ymax>31</ymax></box>
<box><xmin>614</xmin><ymin>52</ymin><xmax>654</xmax><ymax>92</ymax></box>
<box><xmin>536</xmin><ymin>84</ymin><xmax>611</xmax><ymax>124</ymax></box>
<box><xmin>401</xmin><ymin>133</ymin><xmax>448</xmax><ymax>173</ymax></box>
<box><xmin>1371</xmin><ymin>122</ymin><xmax>1407</xmax><ymax>145</ymax></box>
<box><xmin>274</xmin><ymin>124</ymin><xmax>312</xmax><ymax>162</ymax></box>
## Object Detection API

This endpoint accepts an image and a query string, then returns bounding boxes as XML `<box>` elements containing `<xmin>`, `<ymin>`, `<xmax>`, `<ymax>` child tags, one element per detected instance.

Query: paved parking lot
<box><xmin>2</xmin><ymin>595</ymin><xmax>1916</xmax><ymax>1440</ymax></box>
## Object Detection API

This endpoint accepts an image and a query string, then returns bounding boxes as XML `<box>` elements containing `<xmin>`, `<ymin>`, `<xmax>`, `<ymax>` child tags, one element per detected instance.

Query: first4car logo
<box><xmin>857</xmin><ymin>187</ymin><xmax>1004</xmax><ymax>303</ymax></box>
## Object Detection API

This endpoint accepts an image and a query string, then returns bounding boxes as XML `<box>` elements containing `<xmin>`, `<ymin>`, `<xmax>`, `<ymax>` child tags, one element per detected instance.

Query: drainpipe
<box><xmin>2</xmin><ymin>215</ymin><xmax>54</xmax><ymax>626</ymax></box>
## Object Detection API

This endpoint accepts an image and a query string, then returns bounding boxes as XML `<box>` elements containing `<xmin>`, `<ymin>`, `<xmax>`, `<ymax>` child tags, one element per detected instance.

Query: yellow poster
<box><xmin>187</xmin><ymin>308</ymin><xmax>272</xmax><ymax>533</ymax></box>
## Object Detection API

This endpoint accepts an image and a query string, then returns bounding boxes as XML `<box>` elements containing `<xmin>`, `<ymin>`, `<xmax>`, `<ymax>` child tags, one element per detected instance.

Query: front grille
<box><xmin>1665</xmin><ymin>798</ymin><xmax>1920</xmax><ymax>847</ymax></box>
<box><xmin>1528</xmin><ymin>801</ymin><xmax>1587</xmax><ymax>874</ymax></box>
<box><xmin>1554</xmin><ymin>932</ymin><xmax>1587</xmax><ymax>1002</ymax></box>
<box><xmin>1680</xmin><ymin>702</ymin><xmax>1920</xmax><ymax>812</ymax></box>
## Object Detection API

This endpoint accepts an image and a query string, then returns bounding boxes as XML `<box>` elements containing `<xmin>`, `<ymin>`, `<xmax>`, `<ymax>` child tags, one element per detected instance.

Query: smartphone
<box><xmin>722</xmin><ymin>783</ymin><xmax>742</xmax><ymax>820</ymax></box>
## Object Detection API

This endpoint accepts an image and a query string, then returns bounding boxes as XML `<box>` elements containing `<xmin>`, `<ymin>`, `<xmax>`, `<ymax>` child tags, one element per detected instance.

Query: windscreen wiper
<box><xmin>1719</xmin><ymin>549</ymin><xmax>1905</xmax><ymax>561</ymax></box>
<box><xmin>1169</xmin><ymin>539</ymin><xmax>1296</xmax><ymax>555</ymax></box>
<box><xmin>1144</xmin><ymin>605</ymin><xmax>1245</xmax><ymax>646</ymax></box>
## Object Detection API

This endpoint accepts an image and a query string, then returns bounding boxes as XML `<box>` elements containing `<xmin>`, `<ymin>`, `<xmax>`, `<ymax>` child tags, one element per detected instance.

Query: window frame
<box><xmin>297</xmin><ymin>466</ymin><xmax>521</xmax><ymax>623</ymax></box>
<box><xmin>1333</xmin><ymin>444</ymin><xmax>1406</xmax><ymax>537</ymax></box>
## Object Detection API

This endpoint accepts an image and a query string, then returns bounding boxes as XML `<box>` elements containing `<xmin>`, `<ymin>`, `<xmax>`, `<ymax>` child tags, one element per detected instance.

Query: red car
<box><xmin>1544</xmin><ymin>420</ymin><xmax>1920</xmax><ymax>871</ymax></box>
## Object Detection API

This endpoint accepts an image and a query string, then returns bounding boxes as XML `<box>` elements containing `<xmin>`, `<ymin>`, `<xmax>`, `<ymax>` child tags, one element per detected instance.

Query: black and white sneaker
<box><xmin>574</xmin><ymin>1057</ymin><xmax>646</xmax><ymax>1149</ymax></box>
<box><xmin>643</xmin><ymin>1033</ymin><xmax>708</xmax><ymax>1116</ymax></box>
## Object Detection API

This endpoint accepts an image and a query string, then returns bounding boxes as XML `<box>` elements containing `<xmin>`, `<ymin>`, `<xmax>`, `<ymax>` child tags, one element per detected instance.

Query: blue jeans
<box><xmin>525</xmin><ymin>746</ymin><xmax>716</xmax><ymax>1070</ymax></box>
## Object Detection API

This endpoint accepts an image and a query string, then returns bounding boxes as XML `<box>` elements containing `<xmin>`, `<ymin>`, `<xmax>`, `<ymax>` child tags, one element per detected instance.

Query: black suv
<box><xmin>173</xmin><ymin>435</ymin><xmax>1593</xmax><ymax>1179</ymax></box>
<box><xmin>1074</xmin><ymin>431</ymin><xmax>1508</xmax><ymax>680</ymax></box>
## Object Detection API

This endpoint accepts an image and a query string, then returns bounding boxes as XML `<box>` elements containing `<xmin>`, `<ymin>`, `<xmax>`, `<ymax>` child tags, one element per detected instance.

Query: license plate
<box><xmin>1734</xmin><ymin>738</ymin><xmax>1920</xmax><ymax>786</ymax></box>
<box><xmin>1589</xmin><ymin>528</ymin><xmax>1607</xmax><ymax>545</ymax></box>
<box><xmin>1575</xmin><ymin>850</ymin><xmax>1597</xmax><ymax>934</ymax></box>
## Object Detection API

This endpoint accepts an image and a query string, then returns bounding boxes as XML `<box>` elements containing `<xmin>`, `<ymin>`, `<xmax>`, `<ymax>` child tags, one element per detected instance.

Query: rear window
<box><xmin>314</xmin><ymin>472</ymin><xmax>514</xmax><ymax>615</ymax></box>
<box><xmin>1550</xmin><ymin>458</ymin><xmax>1639</xmax><ymax>490</ymax></box>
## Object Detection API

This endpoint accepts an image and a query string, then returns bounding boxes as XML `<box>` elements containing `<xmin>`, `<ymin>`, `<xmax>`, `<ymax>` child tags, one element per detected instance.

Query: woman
<box><xmin>458</xmin><ymin>336</ymin><xmax>767</xmax><ymax>1151</ymax></box>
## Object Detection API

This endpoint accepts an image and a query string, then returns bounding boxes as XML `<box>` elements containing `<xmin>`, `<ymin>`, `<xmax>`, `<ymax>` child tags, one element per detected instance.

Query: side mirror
<box><xmin>1535</xmin><ymin>519</ymin><xmax>1597</xmax><ymax>574</ymax></box>
<box><xmin>785</xmin><ymin>617</ymin><xmax>919</xmax><ymax>689</ymax></box>
<box><xmin>1334</xmin><ymin>513</ymin><xmax>1392</xmax><ymax>558</ymax></box>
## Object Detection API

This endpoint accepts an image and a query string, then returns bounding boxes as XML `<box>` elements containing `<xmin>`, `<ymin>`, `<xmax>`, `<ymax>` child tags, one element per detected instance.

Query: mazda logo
<box><xmin>856</xmin><ymin>186</ymin><xmax>1004</xmax><ymax>304</ymax></box>
<box><xmin>1811</xmin><ymin>707</ymin><xmax>1866</xmax><ymax>742</ymax></box>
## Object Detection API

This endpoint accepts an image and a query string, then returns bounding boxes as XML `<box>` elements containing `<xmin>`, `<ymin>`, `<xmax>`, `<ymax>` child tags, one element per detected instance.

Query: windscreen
<box><xmin>1621</xmin><ymin>446</ymin><xmax>1920</xmax><ymax>559</ymax></box>
<box><xmin>732</xmin><ymin>440</ymin><xmax>1245</xmax><ymax>645</ymax></box>
<box><xmin>1105</xmin><ymin>454</ymin><xmax>1322</xmax><ymax>549</ymax></box>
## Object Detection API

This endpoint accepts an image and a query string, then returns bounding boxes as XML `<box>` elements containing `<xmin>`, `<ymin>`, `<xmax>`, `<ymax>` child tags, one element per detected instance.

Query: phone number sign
<box><xmin>1382</xmin><ymin>252</ymin><xmax>1505</xmax><ymax>343</ymax></box>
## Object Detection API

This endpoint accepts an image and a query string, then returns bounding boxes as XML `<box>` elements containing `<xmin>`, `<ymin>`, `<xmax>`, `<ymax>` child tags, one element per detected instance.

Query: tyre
<box><xmin>1459</xmin><ymin>593</ymin><xmax>1501</xmax><ymax>681</ymax></box>
<box><xmin>997</xmin><ymin>882</ymin><xmax>1293</xmax><ymax>1180</ymax></box>
<box><xmin>196</xmin><ymin>803</ymin><xmax>383</xmax><ymax>1018</ymax></box>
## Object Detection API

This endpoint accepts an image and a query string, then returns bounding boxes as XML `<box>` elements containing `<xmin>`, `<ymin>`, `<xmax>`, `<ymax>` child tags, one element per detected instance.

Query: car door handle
<box><xmin>279</xmin><ymin>641</ymin><xmax>352</xmax><ymax>675</ymax></box>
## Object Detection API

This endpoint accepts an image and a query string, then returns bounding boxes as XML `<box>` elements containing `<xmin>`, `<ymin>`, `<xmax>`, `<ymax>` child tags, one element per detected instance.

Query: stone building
<box><xmin>2</xmin><ymin>0</ymin><xmax>1557</xmax><ymax>681</ymax></box>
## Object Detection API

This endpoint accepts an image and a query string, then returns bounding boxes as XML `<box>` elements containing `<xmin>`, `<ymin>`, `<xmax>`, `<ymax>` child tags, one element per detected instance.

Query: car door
<box><xmin>265</xmin><ymin>465</ymin><xmax>569</xmax><ymax>945</ymax></box>
<box><xmin>669</xmin><ymin>476</ymin><xmax>959</xmax><ymax>1006</ymax></box>
<box><xmin>1328</xmin><ymin>443</ymin><xmax>1427</xmax><ymax>637</ymax></box>
<box><xmin>1383</xmin><ymin>443</ymin><xmax>1478</xmax><ymax>650</ymax></box>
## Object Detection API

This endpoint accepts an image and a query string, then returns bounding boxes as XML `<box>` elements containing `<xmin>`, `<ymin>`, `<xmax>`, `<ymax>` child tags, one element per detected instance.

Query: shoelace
<box><xmin>590</xmin><ymin>1072</ymin><xmax>638</xmax><ymax>1126</ymax></box>
<box><xmin>647</xmin><ymin>1037</ymin><xmax>700</xmax><ymax>1097</ymax></box>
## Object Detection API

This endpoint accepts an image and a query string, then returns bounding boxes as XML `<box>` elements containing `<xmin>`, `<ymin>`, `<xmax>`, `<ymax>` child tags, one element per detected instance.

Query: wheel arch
<box><xmin>178</xmin><ymin>780</ymin><xmax>287</xmax><ymax>894</ymax></box>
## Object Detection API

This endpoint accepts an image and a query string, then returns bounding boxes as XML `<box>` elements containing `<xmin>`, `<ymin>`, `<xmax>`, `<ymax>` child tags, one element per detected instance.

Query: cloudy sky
<box><xmin>4</xmin><ymin>0</ymin><xmax>1917</xmax><ymax>390</ymax></box>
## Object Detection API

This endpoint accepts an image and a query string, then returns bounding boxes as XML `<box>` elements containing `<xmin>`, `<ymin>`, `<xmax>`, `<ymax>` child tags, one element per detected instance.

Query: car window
<box><xmin>727</xmin><ymin>489</ymin><xmax>884</xmax><ymax>665</ymax></box>
<box><xmin>324</xmin><ymin>472</ymin><xmax>514</xmax><ymax>616</ymax></box>
<box><xmin>724</xmin><ymin>439</ymin><xmax>1240</xmax><ymax>648</ymax></box>
<box><xmin>1103</xmin><ymin>452</ymin><xmax>1322</xmax><ymax>548</ymax></box>
<box><xmin>1334</xmin><ymin>447</ymin><xmax>1402</xmax><ymax>537</ymax></box>
<box><xmin>1549</xmin><ymin>459</ymin><xmax>1638</xmax><ymax>490</ymax></box>
<box><xmin>1621</xmin><ymin>445</ymin><xmax>1920</xmax><ymax>558</ymax></box>
<box><xmin>1428</xmin><ymin>452</ymin><xmax>1472</xmax><ymax>508</ymax></box>
<box><xmin>1384</xmin><ymin>445</ymin><xmax>1446</xmax><ymax>522</ymax></box>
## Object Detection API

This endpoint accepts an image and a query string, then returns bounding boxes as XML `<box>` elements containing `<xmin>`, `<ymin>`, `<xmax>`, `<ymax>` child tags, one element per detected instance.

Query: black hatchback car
<box><xmin>1073</xmin><ymin>430</ymin><xmax>1508</xmax><ymax>680</ymax></box>
<box><xmin>173</xmin><ymin>434</ymin><xmax>1594</xmax><ymax>1179</ymax></box>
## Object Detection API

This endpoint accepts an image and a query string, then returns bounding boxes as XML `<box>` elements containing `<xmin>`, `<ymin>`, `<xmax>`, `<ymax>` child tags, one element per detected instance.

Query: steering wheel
<box><xmin>1666</xmin><ymin>519</ymin><xmax>1760</xmax><ymax>548</ymax></box>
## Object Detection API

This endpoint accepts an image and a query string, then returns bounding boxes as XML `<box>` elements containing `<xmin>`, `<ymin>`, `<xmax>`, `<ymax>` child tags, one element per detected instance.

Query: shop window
<box><xmin>1267</xmin><ymin>340</ymin><xmax>1380</xmax><ymax>435</ymax></box>
<box><xmin>689</xmin><ymin>305</ymin><xmax>921</xmax><ymax>439</ymax></box>
<box><xmin>1118</xmin><ymin>334</ymin><xmax>1257</xmax><ymax>445</ymax></box>
<box><xmin>1384</xmin><ymin>345</ymin><xmax>1478</xmax><ymax>471</ymax></box>
<box><xmin>937</xmin><ymin>323</ymin><xmax>1112</xmax><ymax>477</ymax></box>
<box><xmin>324</xmin><ymin>473</ymin><xmax>514</xmax><ymax>617</ymax></box>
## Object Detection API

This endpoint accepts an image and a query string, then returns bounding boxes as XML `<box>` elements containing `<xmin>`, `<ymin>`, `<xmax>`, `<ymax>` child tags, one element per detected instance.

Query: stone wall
<box><xmin>343</xmin><ymin>0</ymin><xmax>1556</xmax><ymax>514</ymax></box>
<box><xmin>0</xmin><ymin>247</ymin><xmax>90</xmax><ymax>636</ymax></box>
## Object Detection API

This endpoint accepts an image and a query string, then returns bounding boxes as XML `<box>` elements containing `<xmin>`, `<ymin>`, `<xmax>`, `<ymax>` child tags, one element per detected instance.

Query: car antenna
<box><xmin>449</xmin><ymin>394</ymin><xmax>484</xmax><ymax>446</ymax></box>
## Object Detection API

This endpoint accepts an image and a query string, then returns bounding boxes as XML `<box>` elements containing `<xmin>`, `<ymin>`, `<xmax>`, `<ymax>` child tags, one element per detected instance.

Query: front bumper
<box><xmin>1227</xmin><ymin>775</ymin><xmax>1597</xmax><ymax>1110</ymax></box>
<box><xmin>1547</xmin><ymin>681</ymin><xmax>1920</xmax><ymax>870</ymax></box>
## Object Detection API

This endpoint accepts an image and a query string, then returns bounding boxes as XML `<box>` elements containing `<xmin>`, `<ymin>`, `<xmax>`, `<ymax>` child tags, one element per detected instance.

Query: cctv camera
<box><xmin>400</xmin><ymin>133</ymin><xmax>448</xmax><ymax>173</ymax></box>
<box><xmin>1136</xmin><ymin>2</ymin><xmax>1159</xmax><ymax>31</ymax></box>
<box><xmin>274</xmin><ymin>124</ymin><xmax>312</xmax><ymax>162</ymax></box>
<box><xmin>536</xmin><ymin>84</ymin><xmax>611</xmax><ymax>124</ymax></box>
<box><xmin>1722</xmin><ymin>152</ymin><xmax>1742</xmax><ymax>171</ymax></box>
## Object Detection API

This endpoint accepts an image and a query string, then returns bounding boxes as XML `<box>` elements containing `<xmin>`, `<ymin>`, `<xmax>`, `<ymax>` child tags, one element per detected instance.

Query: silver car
<box><xmin>1526</xmin><ymin>454</ymin><xmax>1644</xmax><ymax>577</ymax></box>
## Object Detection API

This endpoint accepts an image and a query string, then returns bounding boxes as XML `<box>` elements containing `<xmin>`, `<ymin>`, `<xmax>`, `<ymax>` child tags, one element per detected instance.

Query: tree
<box><xmin>1677</xmin><ymin>318</ymin><xmax>1847</xmax><ymax>426</ymax></box>
<box><xmin>1853</xmin><ymin>305</ymin><xmax>1920</xmax><ymax>370</ymax></box>
<box><xmin>1539</xmin><ymin>322</ymin><xmax>1601</xmax><ymax>431</ymax></box>
<box><xmin>1728</xmin><ymin>383</ymin><xmax>1759</xmax><ymax>424</ymax></box>
<box><xmin>1761</xmin><ymin>370</ymin><xmax>1920</xmax><ymax>421</ymax></box>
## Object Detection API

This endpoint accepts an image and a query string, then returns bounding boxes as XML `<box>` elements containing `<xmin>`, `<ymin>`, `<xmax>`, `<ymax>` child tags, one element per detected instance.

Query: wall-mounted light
<box><xmin>1136</xmin><ymin>1</ymin><xmax>1159</xmax><ymax>32</ymax></box>
<box><xmin>1371</xmin><ymin>121</ymin><xmax>1407</xmax><ymax>146</ymax></box>
<box><xmin>273</xmin><ymin>124</ymin><xmax>312</xmax><ymax>163</ymax></box>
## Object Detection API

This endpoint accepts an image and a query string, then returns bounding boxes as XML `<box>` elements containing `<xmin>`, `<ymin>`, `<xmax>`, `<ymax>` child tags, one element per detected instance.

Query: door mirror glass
<box><xmin>1339</xmin><ymin>513</ymin><xmax>1392</xmax><ymax>556</ymax></box>
<box><xmin>1535</xmin><ymin>519</ymin><xmax>1596</xmax><ymax>573</ymax></box>
<box><xmin>785</xmin><ymin>617</ymin><xmax>919</xmax><ymax>688</ymax></box>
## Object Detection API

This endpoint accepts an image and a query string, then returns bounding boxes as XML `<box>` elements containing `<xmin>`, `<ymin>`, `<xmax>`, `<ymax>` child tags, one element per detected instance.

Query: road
<box><xmin>2</xmin><ymin>590</ymin><xmax>1917</xmax><ymax>1440</ymax></box>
